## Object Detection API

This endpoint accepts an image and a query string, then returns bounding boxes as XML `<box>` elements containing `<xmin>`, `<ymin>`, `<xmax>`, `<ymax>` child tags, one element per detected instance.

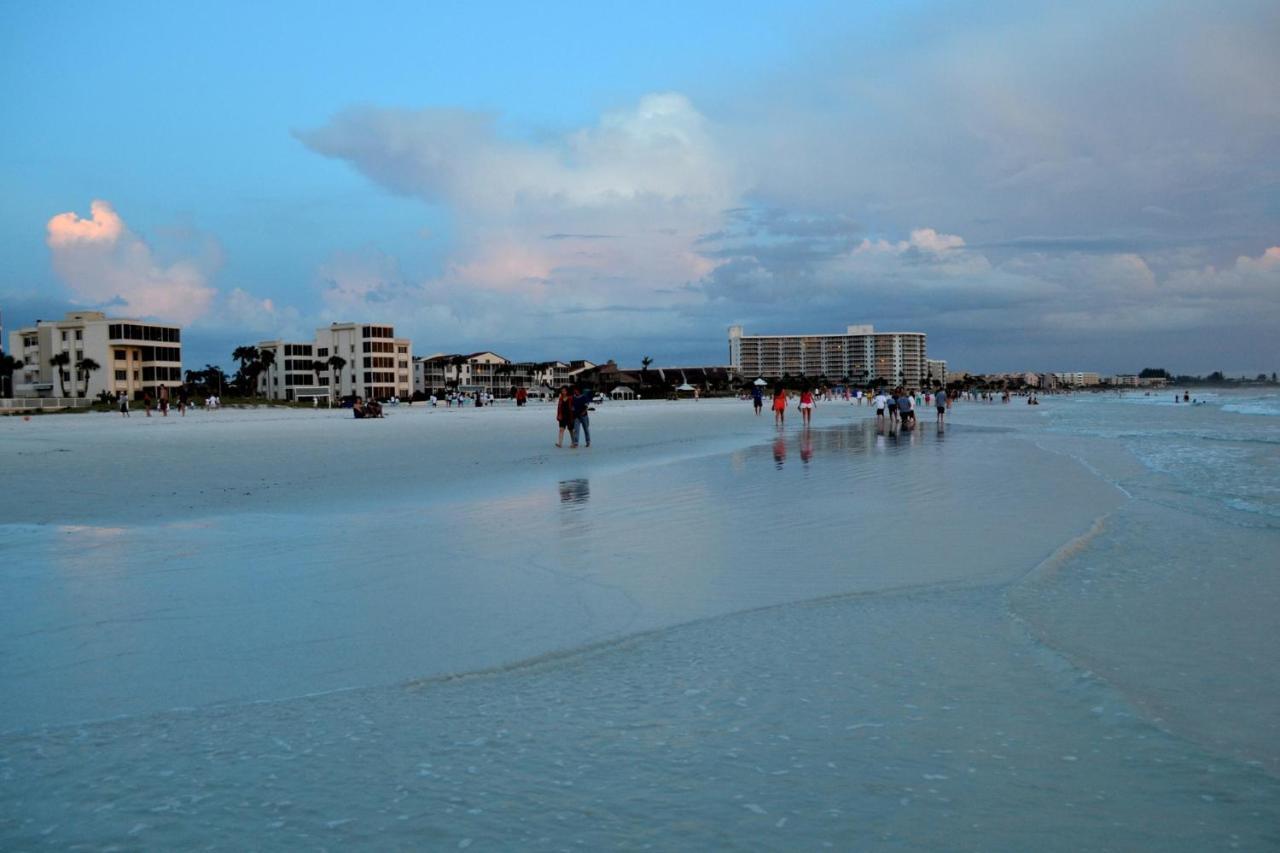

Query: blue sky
<box><xmin>3</xmin><ymin>1</ymin><xmax>1277</xmax><ymax>374</ymax></box>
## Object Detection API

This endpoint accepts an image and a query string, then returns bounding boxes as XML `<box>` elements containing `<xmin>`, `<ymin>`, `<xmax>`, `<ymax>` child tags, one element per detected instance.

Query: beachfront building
<box><xmin>255</xmin><ymin>340</ymin><xmax>329</xmax><ymax>401</ymax></box>
<box><xmin>414</xmin><ymin>353</ymin><xmax>583</xmax><ymax>397</ymax></box>
<box><xmin>925</xmin><ymin>359</ymin><xmax>948</xmax><ymax>388</ymax></box>
<box><xmin>1054</xmin><ymin>371</ymin><xmax>1102</xmax><ymax>387</ymax></box>
<box><xmin>7</xmin><ymin>311</ymin><xmax>181</xmax><ymax>400</ymax></box>
<box><xmin>315</xmin><ymin>323</ymin><xmax>412</xmax><ymax>402</ymax></box>
<box><xmin>728</xmin><ymin>324</ymin><xmax>928</xmax><ymax>388</ymax></box>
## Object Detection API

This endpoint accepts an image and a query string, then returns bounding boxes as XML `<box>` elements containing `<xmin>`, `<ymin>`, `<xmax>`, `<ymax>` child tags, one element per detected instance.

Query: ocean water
<box><xmin>1</xmin><ymin>393</ymin><xmax>1277</xmax><ymax>849</ymax></box>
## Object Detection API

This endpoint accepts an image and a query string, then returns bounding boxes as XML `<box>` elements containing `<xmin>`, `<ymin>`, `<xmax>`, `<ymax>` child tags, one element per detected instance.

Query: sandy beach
<box><xmin>2</xmin><ymin>393</ymin><xmax>1278</xmax><ymax>850</ymax></box>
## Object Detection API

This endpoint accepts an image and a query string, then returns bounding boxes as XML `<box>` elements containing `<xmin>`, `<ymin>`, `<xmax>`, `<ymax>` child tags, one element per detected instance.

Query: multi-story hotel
<box><xmin>729</xmin><ymin>324</ymin><xmax>930</xmax><ymax>388</ymax></box>
<box><xmin>7</xmin><ymin>311</ymin><xmax>182</xmax><ymax>400</ymax></box>
<box><xmin>314</xmin><ymin>323</ymin><xmax>413</xmax><ymax>401</ymax></box>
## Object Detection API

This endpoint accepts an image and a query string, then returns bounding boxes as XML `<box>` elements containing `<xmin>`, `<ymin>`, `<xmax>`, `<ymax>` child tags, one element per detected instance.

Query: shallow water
<box><xmin>2</xmin><ymin>394</ymin><xmax>1278</xmax><ymax>849</ymax></box>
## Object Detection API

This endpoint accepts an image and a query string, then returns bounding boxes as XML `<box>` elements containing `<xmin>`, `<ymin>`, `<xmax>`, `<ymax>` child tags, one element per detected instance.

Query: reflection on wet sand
<box><xmin>558</xmin><ymin>478</ymin><xmax>590</xmax><ymax>505</ymax></box>
<box><xmin>761</xmin><ymin>419</ymin><xmax>952</xmax><ymax>468</ymax></box>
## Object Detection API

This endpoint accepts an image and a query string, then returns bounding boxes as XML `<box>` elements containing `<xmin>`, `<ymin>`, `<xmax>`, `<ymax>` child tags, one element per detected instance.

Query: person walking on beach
<box><xmin>798</xmin><ymin>386</ymin><xmax>815</xmax><ymax>427</ymax></box>
<box><xmin>935</xmin><ymin>388</ymin><xmax>947</xmax><ymax>426</ymax></box>
<box><xmin>887</xmin><ymin>391</ymin><xmax>899</xmax><ymax>425</ymax></box>
<box><xmin>751</xmin><ymin>383</ymin><xmax>763</xmax><ymax>416</ymax></box>
<box><xmin>555</xmin><ymin>386</ymin><xmax>574</xmax><ymax>447</ymax></box>
<box><xmin>897</xmin><ymin>390</ymin><xmax>915</xmax><ymax>429</ymax></box>
<box><xmin>158</xmin><ymin>383</ymin><xmax>170</xmax><ymax>416</ymax></box>
<box><xmin>144</xmin><ymin>390</ymin><xmax>153</xmax><ymax>417</ymax></box>
<box><xmin>118</xmin><ymin>391</ymin><xmax>130</xmax><ymax>417</ymax></box>
<box><xmin>178</xmin><ymin>385</ymin><xmax>188</xmax><ymax>416</ymax></box>
<box><xmin>772</xmin><ymin>387</ymin><xmax>787</xmax><ymax>426</ymax></box>
<box><xmin>874</xmin><ymin>390</ymin><xmax>887</xmax><ymax>425</ymax></box>
<box><xmin>570</xmin><ymin>385</ymin><xmax>592</xmax><ymax>448</ymax></box>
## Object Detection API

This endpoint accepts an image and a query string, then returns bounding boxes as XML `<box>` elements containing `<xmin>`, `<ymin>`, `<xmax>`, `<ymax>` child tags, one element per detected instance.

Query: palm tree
<box><xmin>232</xmin><ymin>345</ymin><xmax>258</xmax><ymax>378</ymax></box>
<box><xmin>257</xmin><ymin>349</ymin><xmax>276</xmax><ymax>397</ymax></box>
<box><xmin>327</xmin><ymin>355</ymin><xmax>347</xmax><ymax>399</ymax></box>
<box><xmin>76</xmin><ymin>357</ymin><xmax>101</xmax><ymax>397</ymax></box>
<box><xmin>50</xmin><ymin>352</ymin><xmax>71</xmax><ymax>397</ymax></box>
<box><xmin>0</xmin><ymin>353</ymin><xmax>23</xmax><ymax>398</ymax></box>
<box><xmin>641</xmin><ymin>356</ymin><xmax>653</xmax><ymax>370</ymax></box>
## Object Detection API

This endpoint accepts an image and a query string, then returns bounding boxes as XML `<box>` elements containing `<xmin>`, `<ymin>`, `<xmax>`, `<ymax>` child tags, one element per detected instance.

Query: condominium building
<box><xmin>413</xmin><ymin>353</ymin><xmax>583</xmax><ymax>396</ymax></box>
<box><xmin>255</xmin><ymin>340</ymin><xmax>328</xmax><ymax>401</ymax></box>
<box><xmin>1054</xmin><ymin>371</ymin><xmax>1102</xmax><ymax>387</ymax></box>
<box><xmin>728</xmin><ymin>324</ymin><xmax>928</xmax><ymax>387</ymax></box>
<box><xmin>315</xmin><ymin>323</ymin><xmax>412</xmax><ymax>401</ymax></box>
<box><xmin>926</xmin><ymin>359</ymin><xmax>948</xmax><ymax>387</ymax></box>
<box><xmin>7</xmin><ymin>311</ymin><xmax>181</xmax><ymax>400</ymax></box>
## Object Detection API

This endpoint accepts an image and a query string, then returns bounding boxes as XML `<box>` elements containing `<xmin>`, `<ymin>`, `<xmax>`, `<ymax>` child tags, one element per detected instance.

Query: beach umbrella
<box><xmin>753</xmin><ymin>378</ymin><xmax>767</xmax><ymax>386</ymax></box>
<box><xmin>677</xmin><ymin>383</ymin><xmax>695</xmax><ymax>391</ymax></box>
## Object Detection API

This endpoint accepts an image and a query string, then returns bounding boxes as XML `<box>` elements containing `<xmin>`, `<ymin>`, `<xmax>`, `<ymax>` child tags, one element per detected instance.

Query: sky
<box><xmin>2</xmin><ymin>0</ymin><xmax>1277</xmax><ymax>375</ymax></box>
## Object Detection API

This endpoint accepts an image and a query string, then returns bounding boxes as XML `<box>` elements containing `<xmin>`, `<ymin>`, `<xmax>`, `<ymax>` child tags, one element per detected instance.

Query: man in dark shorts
<box><xmin>935</xmin><ymin>389</ymin><xmax>947</xmax><ymax>426</ymax></box>
<box><xmin>751</xmin><ymin>384</ymin><xmax>763</xmax><ymax>415</ymax></box>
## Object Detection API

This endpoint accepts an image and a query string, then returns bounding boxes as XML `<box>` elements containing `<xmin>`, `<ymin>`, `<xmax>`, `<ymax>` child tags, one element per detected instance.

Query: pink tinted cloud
<box><xmin>45</xmin><ymin>200</ymin><xmax>217</xmax><ymax>325</ymax></box>
<box><xmin>46</xmin><ymin>200</ymin><xmax>124</xmax><ymax>247</ymax></box>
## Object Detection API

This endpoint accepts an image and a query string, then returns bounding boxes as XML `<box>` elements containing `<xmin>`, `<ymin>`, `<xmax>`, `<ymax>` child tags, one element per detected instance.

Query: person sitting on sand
<box><xmin>353</xmin><ymin>398</ymin><xmax>365</xmax><ymax>419</ymax></box>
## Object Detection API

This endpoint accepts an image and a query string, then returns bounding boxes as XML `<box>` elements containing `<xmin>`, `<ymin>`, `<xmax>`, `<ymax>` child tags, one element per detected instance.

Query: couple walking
<box><xmin>555</xmin><ymin>385</ymin><xmax>592</xmax><ymax>448</ymax></box>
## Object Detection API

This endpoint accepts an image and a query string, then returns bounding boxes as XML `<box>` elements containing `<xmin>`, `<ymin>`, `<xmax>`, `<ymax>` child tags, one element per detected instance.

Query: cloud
<box><xmin>222</xmin><ymin>288</ymin><xmax>303</xmax><ymax>338</ymax></box>
<box><xmin>45</xmin><ymin>200</ymin><xmax>218</xmax><ymax>325</ymax></box>
<box><xmin>298</xmin><ymin>94</ymin><xmax>733</xmax><ymax>304</ymax></box>
<box><xmin>286</xmin><ymin>3</ymin><xmax>1279</xmax><ymax>371</ymax></box>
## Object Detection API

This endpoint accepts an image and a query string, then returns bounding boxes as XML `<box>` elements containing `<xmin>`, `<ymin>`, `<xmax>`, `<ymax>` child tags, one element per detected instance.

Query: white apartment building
<box><xmin>255</xmin><ymin>340</ymin><xmax>329</xmax><ymax>401</ymax></box>
<box><xmin>315</xmin><ymin>323</ymin><xmax>412</xmax><ymax>401</ymax></box>
<box><xmin>728</xmin><ymin>324</ymin><xmax>928</xmax><ymax>388</ymax></box>
<box><xmin>926</xmin><ymin>359</ymin><xmax>948</xmax><ymax>387</ymax></box>
<box><xmin>7</xmin><ymin>311</ymin><xmax>181</xmax><ymax>400</ymax></box>
<box><xmin>1055</xmin><ymin>371</ymin><xmax>1102</xmax><ymax>387</ymax></box>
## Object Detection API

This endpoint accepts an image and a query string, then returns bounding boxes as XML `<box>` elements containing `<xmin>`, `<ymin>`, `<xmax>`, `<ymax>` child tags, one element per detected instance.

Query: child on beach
<box><xmin>772</xmin><ymin>387</ymin><xmax>787</xmax><ymax>426</ymax></box>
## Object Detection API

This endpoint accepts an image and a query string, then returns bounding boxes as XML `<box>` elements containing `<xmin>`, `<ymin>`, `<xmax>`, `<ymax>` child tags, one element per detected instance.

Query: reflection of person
<box><xmin>800</xmin><ymin>431</ymin><xmax>813</xmax><ymax>464</ymax></box>
<box><xmin>772</xmin><ymin>435</ymin><xmax>786</xmax><ymax>469</ymax></box>
<box><xmin>555</xmin><ymin>387</ymin><xmax>573</xmax><ymax>447</ymax></box>
<box><xmin>751</xmin><ymin>384</ymin><xmax>763</xmax><ymax>415</ymax></box>
<box><xmin>772</xmin><ymin>388</ymin><xmax>787</xmax><ymax>426</ymax></box>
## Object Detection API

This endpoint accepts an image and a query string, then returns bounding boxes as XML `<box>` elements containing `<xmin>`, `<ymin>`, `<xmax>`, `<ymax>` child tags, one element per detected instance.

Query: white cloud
<box><xmin>297</xmin><ymin>93</ymin><xmax>735</xmax><ymax>320</ymax></box>
<box><xmin>45</xmin><ymin>200</ymin><xmax>217</xmax><ymax>325</ymax></box>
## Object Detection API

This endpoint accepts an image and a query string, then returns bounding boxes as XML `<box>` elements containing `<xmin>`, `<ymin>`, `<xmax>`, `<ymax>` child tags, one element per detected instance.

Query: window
<box><xmin>75</xmin><ymin>330</ymin><xmax>83</xmax><ymax>340</ymax></box>
<box><xmin>115</xmin><ymin>350</ymin><xmax>126</xmax><ymax>360</ymax></box>
<box><xmin>115</xmin><ymin>370</ymin><xmax>127</xmax><ymax>381</ymax></box>
<box><xmin>61</xmin><ymin>331</ymin><xmax>67</xmax><ymax>341</ymax></box>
